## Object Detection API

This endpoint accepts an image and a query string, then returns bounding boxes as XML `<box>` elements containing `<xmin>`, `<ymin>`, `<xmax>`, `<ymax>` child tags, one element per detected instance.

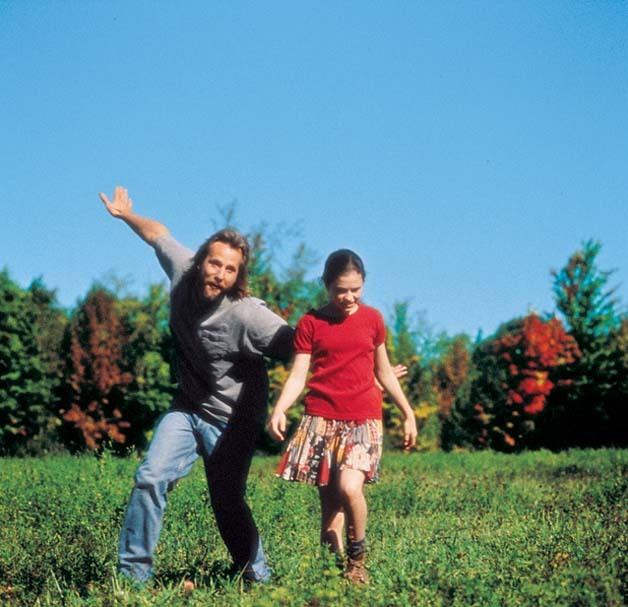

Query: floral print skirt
<box><xmin>275</xmin><ymin>414</ymin><xmax>383</xmax><ymax>486</ymax></box>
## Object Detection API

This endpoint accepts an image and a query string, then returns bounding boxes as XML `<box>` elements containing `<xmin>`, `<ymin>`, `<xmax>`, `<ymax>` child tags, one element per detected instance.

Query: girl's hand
<box><xmin>402</xmin><ymin>416</ymin><xmax>418</xmax><ymax>451</ymax></box>
<box><xmin>267</xmin><ymin>412</ymin><xmax>287</xmax><ymax>442</ymax></box>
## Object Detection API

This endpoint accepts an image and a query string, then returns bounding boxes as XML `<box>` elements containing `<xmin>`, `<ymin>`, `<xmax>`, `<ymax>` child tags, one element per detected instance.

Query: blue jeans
<box><xmin>118</xmin><ymin>409</ymin><xmax>271</xmax><ymax>583</ymax></box>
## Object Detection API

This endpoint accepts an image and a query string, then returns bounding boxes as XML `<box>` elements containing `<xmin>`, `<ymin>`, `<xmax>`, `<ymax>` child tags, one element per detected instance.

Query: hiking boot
<box><xmin>345</xmin><ymin>551</ymin><xmax>369</xmax><ymax>585</ymax></box>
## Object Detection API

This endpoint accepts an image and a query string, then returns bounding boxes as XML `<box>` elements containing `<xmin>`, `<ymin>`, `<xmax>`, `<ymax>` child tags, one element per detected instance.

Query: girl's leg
<box><xmin>318</xmin><ymin>483</ymin><xmax>345</xmax><ymax>554</ymax></box>
<box><xmin>337</xmin><ymin>468</ymin><xmax>369</xmax><ymax>584</ymax></box>
<box><xmin>336</xmin><ymin>469</ymin><xmax>367</xmax><ymax>542</ymax></box>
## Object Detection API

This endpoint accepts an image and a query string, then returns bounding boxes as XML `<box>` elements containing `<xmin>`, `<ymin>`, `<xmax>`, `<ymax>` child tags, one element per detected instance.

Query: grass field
<box><xmin>0</xmin><ymin>449</ymin><xmax>625</xmax><ymax>606</ymax></box>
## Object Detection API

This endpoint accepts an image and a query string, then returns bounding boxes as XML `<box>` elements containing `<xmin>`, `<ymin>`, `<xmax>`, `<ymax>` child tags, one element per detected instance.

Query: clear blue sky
<box><xmin>1</xmin><ymin>1</ymin><xmax>627</xmax><ymax>338</ymax></box>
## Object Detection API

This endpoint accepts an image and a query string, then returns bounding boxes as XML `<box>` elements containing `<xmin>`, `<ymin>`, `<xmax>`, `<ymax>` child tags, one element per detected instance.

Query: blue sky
<box><xmin>1</xmin><ymin>1</ymin><xmax>627</xmax><ymax>338</ymax></box>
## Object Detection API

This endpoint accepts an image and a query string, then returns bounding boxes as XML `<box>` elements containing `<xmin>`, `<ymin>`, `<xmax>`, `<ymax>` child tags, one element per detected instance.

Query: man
<box><xmin>99</xmin><ymin>186</ymin><xmax>294</xmax><ymax>584</ymax></box>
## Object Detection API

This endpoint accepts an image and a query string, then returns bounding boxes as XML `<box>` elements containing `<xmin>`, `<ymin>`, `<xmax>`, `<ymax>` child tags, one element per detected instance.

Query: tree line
<box><xmin>1</xmin><ymin>235</ymin><xmax>626</xmax><ymax>456</ymax></box>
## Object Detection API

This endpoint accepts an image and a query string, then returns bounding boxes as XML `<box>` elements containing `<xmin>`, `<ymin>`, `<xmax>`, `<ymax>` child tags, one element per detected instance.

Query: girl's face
<box><xmin>327</xmin><ymin>270</ymin><xmax>364</xmax><ymax>316</ymax></box>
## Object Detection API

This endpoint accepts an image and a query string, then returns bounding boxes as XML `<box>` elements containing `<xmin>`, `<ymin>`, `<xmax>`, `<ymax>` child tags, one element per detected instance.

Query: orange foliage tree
<box><xmin>496</xmin><ymin>315</ymin><xmax>581</xmax><ymax>417</ymax></box>
<box><xmin>432</xmin><ymin>335</ymin><xmax>471</xmax><ymax>422</ymax></box>
<box><xmin>454</xmin><ymin>313</ymin><xmax>580</xmax><ymax>451</ymax></box>
<box><xmin>61</xmin><ymin>288</ymin><xmax>132</xmax><ymax>451</ymax></box>
<box><xmin>432</xmin><ymin>334</ymin><xmax>472</xmax><ymax>451</ymax></box>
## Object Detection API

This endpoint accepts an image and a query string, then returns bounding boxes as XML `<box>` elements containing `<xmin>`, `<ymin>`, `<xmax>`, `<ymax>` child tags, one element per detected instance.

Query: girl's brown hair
<box><xmin>322</xmin><ymin>249</ymin><xmax>366</xmax><ymax>288</ymax></box>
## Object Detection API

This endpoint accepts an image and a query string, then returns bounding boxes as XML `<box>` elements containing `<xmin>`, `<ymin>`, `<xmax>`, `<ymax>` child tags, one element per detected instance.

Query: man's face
<box><xmin>199</xmin><ymin>241</ymin><xmax>243</xmax><ymax>300</ymax></box>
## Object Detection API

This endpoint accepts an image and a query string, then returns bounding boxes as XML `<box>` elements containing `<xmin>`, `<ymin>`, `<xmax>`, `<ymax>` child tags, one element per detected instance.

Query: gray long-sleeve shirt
<box><xmin>154</xmin><ymin>234</ymin><xmax>294</xmax><ymax>424</ymax></box>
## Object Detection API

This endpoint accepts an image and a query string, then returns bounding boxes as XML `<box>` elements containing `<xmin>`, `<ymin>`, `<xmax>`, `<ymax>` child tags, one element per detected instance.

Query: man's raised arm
<box><xmin>99</xmin><ymin>186</ymin><xmax>169</xmax><ymax>246</ymax></box>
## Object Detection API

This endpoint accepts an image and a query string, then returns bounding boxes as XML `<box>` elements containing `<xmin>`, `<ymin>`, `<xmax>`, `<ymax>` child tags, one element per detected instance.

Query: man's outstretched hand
<box><xmin>97</xmin><ymin>185</ymin><xmax>168</xmax><ymax>245</ymax></box>
<box><xmin>99</xmin><ymin>185</ymin><xmax>133</xmax><ymax>219</ymax></box>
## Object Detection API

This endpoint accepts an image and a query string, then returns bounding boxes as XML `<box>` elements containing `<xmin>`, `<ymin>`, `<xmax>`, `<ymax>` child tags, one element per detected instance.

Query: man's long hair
<box><xmin>170</xmin><ymin>229</ymin><xmax>250</xmax><ymax>339</ymax></box>
<box><xmin>192</xmin><ymin>229</ymin><xmax>250</xmax><ymax>299</ymax></box>
<box><xmin>168</xmin><ymin>229</ymin><xmax>251</xmax><ymax>391</ymax></box>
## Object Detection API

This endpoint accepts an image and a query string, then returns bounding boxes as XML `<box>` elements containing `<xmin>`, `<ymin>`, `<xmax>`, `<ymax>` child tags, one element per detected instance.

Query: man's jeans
<box><xmin>118</xmin><ymin>409</ymin><xmax>271</xmax><ymax>583</ymax></box>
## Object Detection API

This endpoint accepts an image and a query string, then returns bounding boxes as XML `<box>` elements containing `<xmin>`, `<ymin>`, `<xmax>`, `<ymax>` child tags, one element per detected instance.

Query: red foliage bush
<box><xmin>61</xmin><ymin>289</ymin><xmax>133</xmax><ymax>451</ymax></box>
<box><xmin>471</xmin><ymin>314</ymin><xmax>581</xmax><ymax>450</ymax></box>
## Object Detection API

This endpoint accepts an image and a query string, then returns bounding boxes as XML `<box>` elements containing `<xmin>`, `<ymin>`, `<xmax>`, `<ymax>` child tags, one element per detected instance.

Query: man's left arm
<box><xmin>244</xmin><ymin>302</ymin><xmax>295</xmax><ymax>362</ymax></box>
<box><xmin>263</xmin><ymin>324</ymin><xmax>295</xmax><ymax>362</ymax></box>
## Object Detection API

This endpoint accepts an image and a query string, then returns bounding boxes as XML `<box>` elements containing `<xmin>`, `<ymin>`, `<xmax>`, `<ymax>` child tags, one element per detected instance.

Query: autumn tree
<box><xmin>60</xmin><ymin>287</ymin><xmax>132</xmax><ymax>451</ymax></box>
<box><xmin>450</xmin><ymin>314</ymin><xmax>580</xmax><ymax>451</ymax></box>
<box><xmin>431</xmin><ymin>334</ymin><xmax>472</xmax><ymax>422</ymax></box>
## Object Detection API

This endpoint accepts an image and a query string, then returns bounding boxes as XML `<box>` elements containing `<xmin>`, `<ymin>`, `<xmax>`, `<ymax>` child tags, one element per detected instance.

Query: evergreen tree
<box><xmin>28</xmin><ymin>277</ymin><xmax>68</xmax><ymax>393</ymax></box>
<box><xmin>0</xmin><ymin>270</ymin><xmax>56</xmax><ymax>453</ymax></box>
<box><xmin>117</xmin><ymin>283</ymin><xmax>176</xmax><ymax>449</ymax></box>
<box><xmin>551</xmin><ymin>240</ymin><xmax>626</xmax><ymax>447</ymax></box>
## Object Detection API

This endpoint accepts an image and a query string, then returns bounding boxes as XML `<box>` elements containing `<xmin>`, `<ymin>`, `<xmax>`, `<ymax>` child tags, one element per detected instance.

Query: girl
<box><xmin>267</xmin><ymin>249</ymin><xmax>417</xmax><ymax>584</ymax></box>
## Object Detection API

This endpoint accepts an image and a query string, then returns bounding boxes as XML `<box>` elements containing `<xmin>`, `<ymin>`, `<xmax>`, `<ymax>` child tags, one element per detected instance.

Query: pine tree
<box><xmin>551</xmin><ymin>240</ymin><xmax>626</xmax><ymax>447</ymax></box>
<box><xmin>0</xmin><ymin>270</ymin><xmax>56</xmax><ymax>453</ymax></box>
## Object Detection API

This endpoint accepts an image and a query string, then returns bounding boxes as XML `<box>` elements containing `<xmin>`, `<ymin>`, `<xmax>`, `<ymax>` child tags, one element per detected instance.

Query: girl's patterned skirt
<box><xmin>276</xmin><ymin>414</ymin><xmax>383</xmax><ymax>486</ymax></box>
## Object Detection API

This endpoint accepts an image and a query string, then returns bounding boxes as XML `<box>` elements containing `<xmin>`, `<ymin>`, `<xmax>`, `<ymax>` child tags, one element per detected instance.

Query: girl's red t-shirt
<box><xmin>294</xmin><ymin>304</ymin><xmax>386</xmax><ymax>421</ymax></box>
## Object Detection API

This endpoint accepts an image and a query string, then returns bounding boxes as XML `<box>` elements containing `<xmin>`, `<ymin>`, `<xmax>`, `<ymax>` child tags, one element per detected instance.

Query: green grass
<box><xmin>0</xmin><ymin>449</ymin><xmax>625</xmax><ymax>606</ymax></box>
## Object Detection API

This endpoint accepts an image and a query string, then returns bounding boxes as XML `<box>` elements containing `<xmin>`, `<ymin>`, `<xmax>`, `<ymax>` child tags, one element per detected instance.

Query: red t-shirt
<box><xmin>294</xmin><ymin>304</ymin><xmax>386</xmax><ymax>421</ymax></box>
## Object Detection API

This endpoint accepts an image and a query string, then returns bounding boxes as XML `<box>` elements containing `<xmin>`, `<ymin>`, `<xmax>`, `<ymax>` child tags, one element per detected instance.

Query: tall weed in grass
<box><xmin>0</xmin><ymin>449</ymin><xmax>625</xmax><ymax>606</ymax></box>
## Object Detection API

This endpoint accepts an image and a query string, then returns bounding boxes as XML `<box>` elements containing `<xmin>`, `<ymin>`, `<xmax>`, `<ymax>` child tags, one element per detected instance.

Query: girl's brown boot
<box><xmin>345</xmin><ymin>538</ymin><xmax>369</xmax><ymax>585</ymax></box>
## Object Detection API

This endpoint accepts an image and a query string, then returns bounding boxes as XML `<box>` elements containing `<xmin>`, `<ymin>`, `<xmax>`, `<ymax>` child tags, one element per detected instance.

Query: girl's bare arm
<box><xmin>267</xmin><ymin>353</ymin><xmax>311</xmax><ymax>442</ymax></box>
<box><xmin>374</xmin><ymin>344</ymin><xmax>418</xmax><ymax>450</ymax></box>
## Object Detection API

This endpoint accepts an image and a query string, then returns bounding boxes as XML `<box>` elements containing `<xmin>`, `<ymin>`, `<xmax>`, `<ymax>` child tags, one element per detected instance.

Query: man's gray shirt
<box><xmin>154</xmin><ymin>234</ymin><xmax>293</xmax><ymax>424</ymax></box>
